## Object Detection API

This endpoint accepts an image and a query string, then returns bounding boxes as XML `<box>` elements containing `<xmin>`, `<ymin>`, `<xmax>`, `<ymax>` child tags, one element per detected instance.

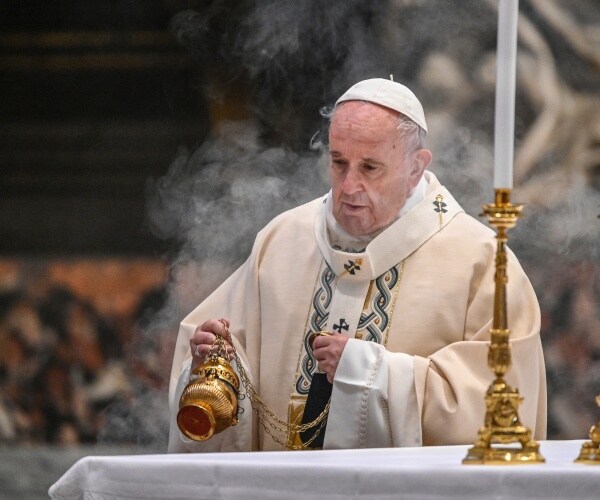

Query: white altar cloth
<box><xmin>49</xmin><ymin>440</ymin><xmax>599</xmax><ymax>499</ymax></box>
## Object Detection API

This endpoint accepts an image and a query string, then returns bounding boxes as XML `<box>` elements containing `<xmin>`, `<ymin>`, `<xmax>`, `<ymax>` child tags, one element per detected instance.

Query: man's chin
<box><xmin>336</xmin><ymin>216</ymin><xmax>371</xmax><ymax>237</ymax></box>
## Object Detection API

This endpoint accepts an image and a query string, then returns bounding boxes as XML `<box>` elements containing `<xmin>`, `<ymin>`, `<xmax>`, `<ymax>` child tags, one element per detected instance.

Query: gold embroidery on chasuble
<box><xmin>286</xmin><ymin>260</ymin><xmax>404</xmax><ymax>448</ymax></box>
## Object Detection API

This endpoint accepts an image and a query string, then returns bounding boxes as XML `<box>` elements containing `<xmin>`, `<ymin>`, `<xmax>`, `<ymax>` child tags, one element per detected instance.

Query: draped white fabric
<box><xmin>50</xmin><ymin>441</ymin><xmax>599</xmax><ymax>500</ymax></box>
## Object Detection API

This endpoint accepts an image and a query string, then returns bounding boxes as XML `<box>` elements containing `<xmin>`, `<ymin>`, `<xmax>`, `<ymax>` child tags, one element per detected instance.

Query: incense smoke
<box><xmin>100</xmin><ymin>0</ymin><xmax>600</xmax><ymax>447</ymax></box>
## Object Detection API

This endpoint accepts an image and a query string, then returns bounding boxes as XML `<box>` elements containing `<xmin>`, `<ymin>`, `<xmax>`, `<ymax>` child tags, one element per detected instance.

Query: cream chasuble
<box><xmin>168</xmin><ymin>172</ymin><xmax>547</xmax><ymax>453</ymax></box>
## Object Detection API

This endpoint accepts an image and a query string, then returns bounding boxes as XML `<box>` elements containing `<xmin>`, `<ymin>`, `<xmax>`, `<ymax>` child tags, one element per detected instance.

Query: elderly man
<box><xmin>168</xmin><ymin>78</ymin><xmax>546</xmax><ymax>452</ymax></box>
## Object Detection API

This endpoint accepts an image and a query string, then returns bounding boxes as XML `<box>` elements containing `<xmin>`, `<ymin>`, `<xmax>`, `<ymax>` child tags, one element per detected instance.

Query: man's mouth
<box><xmin>341</xmin><ymin>202</ymin><xmax>366</xmax><ymax>213</ymax></box>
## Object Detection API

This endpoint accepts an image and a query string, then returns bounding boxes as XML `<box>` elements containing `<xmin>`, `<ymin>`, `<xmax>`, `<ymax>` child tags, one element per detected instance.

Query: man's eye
<box><xmin>363</xmin><ymin>164</ymin><xmax>377</xmax><ymax>172</ymax></box>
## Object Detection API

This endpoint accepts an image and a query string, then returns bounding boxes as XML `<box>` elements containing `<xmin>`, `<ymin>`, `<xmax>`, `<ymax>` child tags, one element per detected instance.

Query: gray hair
<box><xmin>396</xmin><ymin>113</ymin><xmax>427</xmax><ymax>152</ymax></box>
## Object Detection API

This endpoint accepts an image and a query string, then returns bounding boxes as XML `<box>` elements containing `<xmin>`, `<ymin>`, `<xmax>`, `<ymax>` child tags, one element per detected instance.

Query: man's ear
<box><xmin>409</xmin><ymin>148</ymin><xmax>433</xmax><ymax>181</ymax></box>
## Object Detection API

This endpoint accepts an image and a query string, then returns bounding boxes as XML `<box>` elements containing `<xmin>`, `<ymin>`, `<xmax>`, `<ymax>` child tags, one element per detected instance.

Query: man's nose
<box><xmin>341</xmin><ymin>169</ymin><xmax>363</xmax><ymax>194</ymax></box>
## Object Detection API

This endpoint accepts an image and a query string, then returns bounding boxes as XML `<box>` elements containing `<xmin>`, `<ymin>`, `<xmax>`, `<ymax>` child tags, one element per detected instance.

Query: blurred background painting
<box><xmin>0</xmin><ymin>0</ymin><xmax>599</xmax><ymax>496</ymax></box>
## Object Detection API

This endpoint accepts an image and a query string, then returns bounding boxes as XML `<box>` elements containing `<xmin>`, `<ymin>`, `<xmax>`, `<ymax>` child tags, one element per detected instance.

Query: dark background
<box><xmin>0</xmin><ymin>0</ymin><xmax>208</xmax><ymax>255</ymax></box>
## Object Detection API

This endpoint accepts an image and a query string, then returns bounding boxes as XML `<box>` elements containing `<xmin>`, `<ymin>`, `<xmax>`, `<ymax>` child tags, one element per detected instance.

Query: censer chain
<box><xmin>210</xmin><ymin>329</ymin><xmax>330</xmax><ymax>449</ymax></box>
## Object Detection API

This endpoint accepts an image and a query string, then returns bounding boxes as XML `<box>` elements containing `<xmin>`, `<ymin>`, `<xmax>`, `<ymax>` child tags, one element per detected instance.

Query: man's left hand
<box><xmin>312</xmin><ymin>333</ymin><xmax>349</xmax><ymax>383</ymax></box>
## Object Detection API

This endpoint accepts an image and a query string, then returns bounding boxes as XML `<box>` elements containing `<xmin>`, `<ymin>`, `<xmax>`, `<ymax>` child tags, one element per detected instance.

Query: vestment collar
<box><xmin>315</xmin><ymin>171</ymin><xmax>464</xmax><ymax>281</ymax></box>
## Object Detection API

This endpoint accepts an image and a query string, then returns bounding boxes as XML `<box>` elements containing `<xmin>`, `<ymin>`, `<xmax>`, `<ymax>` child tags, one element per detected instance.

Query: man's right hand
<box><xmin>190</xmin><ymin>318</ymin><xmax>233</xmax><ymax>369</ymax></box>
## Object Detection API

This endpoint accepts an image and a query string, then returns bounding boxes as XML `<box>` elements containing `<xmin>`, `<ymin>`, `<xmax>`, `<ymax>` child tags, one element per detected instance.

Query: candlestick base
<box><xmin>462</xmin><ymin>376</ymin><xmax>544</xmax><ymax>464</ymax></box>
<box><xmin>574</xmin><ymin>396</ymin><xmax>600</xmax><ymax>465</ymax></box>
<box><xmin>463</xmin><ymin>188</ymin><xmax>544</xmax><ymax>465</ymax></box>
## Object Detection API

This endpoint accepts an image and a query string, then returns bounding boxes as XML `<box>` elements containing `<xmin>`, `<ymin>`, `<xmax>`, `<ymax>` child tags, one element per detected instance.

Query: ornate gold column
<box><xmin>463</xmin><ymin>189</ymin><xmax>545</xmax><ymax>464</ymax></box>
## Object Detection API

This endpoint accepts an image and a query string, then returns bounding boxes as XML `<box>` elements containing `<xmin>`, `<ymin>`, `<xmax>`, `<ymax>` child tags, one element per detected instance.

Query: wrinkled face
<box><xmin>328</xmin><ymin>101</ymin><xmax>430</xmax><ymax>236</ymax></box>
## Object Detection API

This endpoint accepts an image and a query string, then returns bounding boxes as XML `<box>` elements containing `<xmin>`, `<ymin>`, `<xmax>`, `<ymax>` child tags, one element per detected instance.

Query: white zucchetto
<box><xmin>336</xmin><ymin>78</ymin><xmax>428</xmax><ymax>133</ymax></box>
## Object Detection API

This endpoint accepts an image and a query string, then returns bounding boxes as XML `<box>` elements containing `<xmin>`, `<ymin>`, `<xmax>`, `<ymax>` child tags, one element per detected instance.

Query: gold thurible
<box><xmin>177</xmin><ymin>336</ymin><xmax>240</xmax><ymax>441</ymax></box>
<box><xmin>574</xmin><ymin>395</ymin><xmax>600</xmax><ymax>464</ymax></box>
<box><xmin>463</xmin><ymin>189</ymin><xmax>545</xmax><ymax>464</ymax></box>
<box><xmin>177</xmin><ymin>325</ymin><xmax>332</xmax><ymax>449</ymax></box>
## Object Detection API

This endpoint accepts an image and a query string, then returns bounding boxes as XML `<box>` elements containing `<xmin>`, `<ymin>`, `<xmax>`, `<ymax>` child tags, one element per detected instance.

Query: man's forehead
<box><xmin>329</xmin><ymin>102</ymin><xmax>400</xmax><ymax>141</ymax></box>
<box><xmin>329</xmin><ymin>147</ymin><xmax>386</xmax><ymax>166</ymax></box>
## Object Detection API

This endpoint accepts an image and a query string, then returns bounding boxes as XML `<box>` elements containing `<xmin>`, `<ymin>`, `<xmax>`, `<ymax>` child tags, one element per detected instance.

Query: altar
<box><xmin>49</xmin><ymin>440</ymin><xmax>599</xmax><ymax>499</ymax></box>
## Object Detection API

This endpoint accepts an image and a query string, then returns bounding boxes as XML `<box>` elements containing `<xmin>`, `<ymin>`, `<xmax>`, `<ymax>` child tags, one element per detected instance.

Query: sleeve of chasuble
<box><xmin>167</xmin><ymin>246</ymin><xmax>263</xmax><ymax>453</ymax></box>
<box><xmin>325</xmin><ymin>247</ymin><xmax>546</xmax><ymax>449</ymax></box>
<box><xmin>416</xmin><ymin>248</ymin><xmax>546</xmax><ymax>446</ymax></box>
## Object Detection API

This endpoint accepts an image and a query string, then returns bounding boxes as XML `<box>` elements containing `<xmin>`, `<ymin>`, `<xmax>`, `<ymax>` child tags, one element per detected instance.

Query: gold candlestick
<box><xmin>574</xmin><ymin>395</ymin><xmax>600</xmax><ymax>464</ymax></box>
<box><xmin>463</xmin><ymin>189</ymin><xmax>545</xmax><ymax>465</ymax></box>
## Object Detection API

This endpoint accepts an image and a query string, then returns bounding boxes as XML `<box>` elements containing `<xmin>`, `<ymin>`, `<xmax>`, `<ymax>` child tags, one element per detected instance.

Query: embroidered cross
<box><xmin>343</xmin><ymin>259</ymin><xmax>362</xmax><ymax>275</ymax></box>
<box><xmin>433</xmin><ymin>194</ymin><xmax>447</xmax><ymax>228</ymax></box>
<box><xmin>333</xmin><ymin>318</ymin><xmax>349</xmax><ymax>333</ymax></box>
